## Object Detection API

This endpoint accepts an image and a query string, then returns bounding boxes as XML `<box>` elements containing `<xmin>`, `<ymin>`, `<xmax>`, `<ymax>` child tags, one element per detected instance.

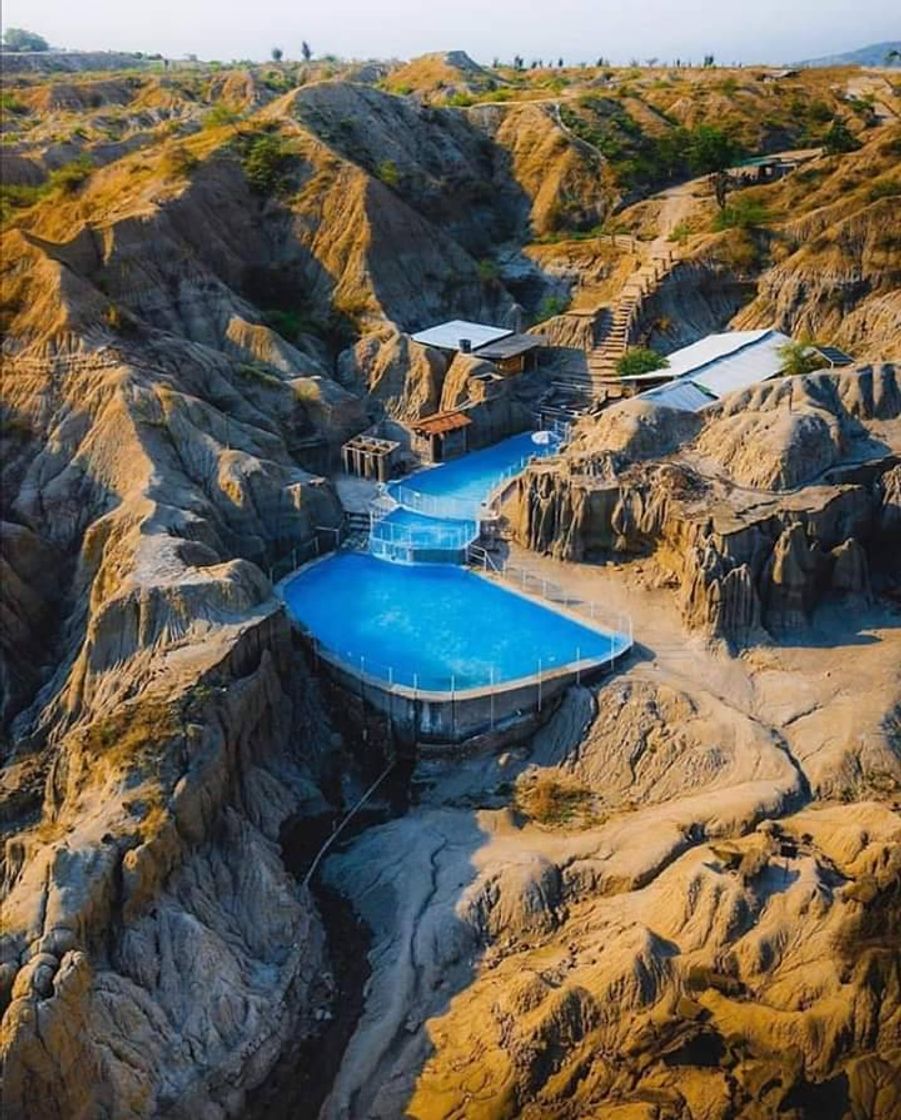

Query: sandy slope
<box><xmin>318</xmin><ymin>547</ymin><xmax>900</xmax><ymax>1117</ymax></box>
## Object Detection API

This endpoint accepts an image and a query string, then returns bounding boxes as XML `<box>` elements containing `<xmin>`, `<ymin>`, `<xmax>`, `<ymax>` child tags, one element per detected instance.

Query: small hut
<box><xmin>410</xmin><ymin>409</ymin><xmax>472</xmax><ymax>463</ymax></box>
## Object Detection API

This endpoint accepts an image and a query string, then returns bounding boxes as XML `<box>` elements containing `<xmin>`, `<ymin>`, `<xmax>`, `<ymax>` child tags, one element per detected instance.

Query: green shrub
<box><xmin>669</xmin><ymin>220</ymin><xmax>691</xmax><ymax>244</ymax></box>
<box><xmin>616</xmin><ymin>346</ymin><xmax>669</xmax><ymax>377</ymax></box>
<box><xmin>822</xmin><ymin>116</ymin><xmax>860</xmax><ymax>155</ymax></box>
<box><xmin>376</xmin><ymin>159</ymin><xmax>400</xmax><ymax>188</ymax></box>
<box><xmin>49</xmin><ymin>156</ymin><xmax>94</xmax><ymax>194</ymax></box>
<box><xmin>476</xmin><ymin>258</ymin><xmax>499</xmax><ymax>283</ymax></box>
<box><xmin>536</xmin><ymin>294</ymin><xmax>570</xmax><ymax>321</ymax></box>
<box><xmin>203</xmin><ymin>104</ymin><xmax>240</xmax><ymax>130</ymax></box>
<box><xmin>160</xmin><ymin>144</ymin><xmax>198</xmax><ymax>178</ymax></box>
<box><xmin>868</xmin><ymin>179</ymin><xmax>901</xmax><ymax>202</ymax></box>
<box><xmin>712</xmin><ymin>197</ymin><xmax>770</xmax><ymax>231</ymax></box>
<box><xmin>0</xmin><ymin>182</ymin><xmax>45</xmax><ymax>217</ymax></box>
<box><xmin>777</xmin><ymin>339</ymin><xmax>827</xmax><ymax>377</ymax></box>
<box><xmin>515</xmin><ymin>772</ymin><xmax>593</xmax><ymax>826</ymax></box>
<box><xmin>241</xmin><ymin>131</ymin><xmax>292</xmax><ymax>194</ymax></box>
<box><xmin>263</xmin><ymin>308</ymin><xmax>303</xmax><ymax>340</ymax></box>
<box><xmin>0</xmin><ymin>92</ymin><xmax>28</xmax><ymax>115</ymax></box>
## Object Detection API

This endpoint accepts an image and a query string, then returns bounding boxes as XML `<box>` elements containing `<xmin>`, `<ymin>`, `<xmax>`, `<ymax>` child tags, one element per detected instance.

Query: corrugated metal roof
<box><xmin>411</xmin><ymin>320</ymin><xmax>512</xmax><ymax>352</ymax></box>
<box><xmin>659</xmin><ymin>329</ymin><xmax>776</xmax><ymax>381</ymax></box>
<box><xmin>637</xmin><ymin>329</ymin><xmax>792</xmax><ymax>412</ymax></box>
<box><xmin>640</xmin><ymin>381</ymin><xmax>716</xmax><ymax>412</ymax></box>
<box><xmin>690</xmin><ymin>330</ymin><xmax>790</xmax><ymax>397</ymax></box>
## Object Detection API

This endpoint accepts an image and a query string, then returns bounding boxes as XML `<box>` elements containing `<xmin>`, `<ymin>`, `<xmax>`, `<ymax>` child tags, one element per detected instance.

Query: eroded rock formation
<box><xmin>511</xmin><ymin>366</ymin><xmax>901</xmax><ymax>642</ymax></box>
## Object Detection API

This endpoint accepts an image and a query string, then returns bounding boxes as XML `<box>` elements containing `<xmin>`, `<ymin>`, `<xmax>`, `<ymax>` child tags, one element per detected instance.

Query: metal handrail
<box><xmin>466</xmin><ymin>544</ymin><xmax>633</xmax><ymax>647</ymax></box>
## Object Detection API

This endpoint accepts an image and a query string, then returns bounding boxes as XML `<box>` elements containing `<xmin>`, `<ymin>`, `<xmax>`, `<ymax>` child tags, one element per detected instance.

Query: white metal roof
<box><xmin>640</xmin><ymin>380</ymin><xmax>716</xmax><ymax>412</ymax></box>
<box><xmin>411</xmin><ymin>319</ymin><xmax>512</xmax><ymax>352</ymax></box>
<box><xmin>638</xmin><ymin>329</ymin><xmax>791</xmax><ymax>412</ymax></box>
<box><xmin>690</xmin><ymin>329</ymin><xmax>791</xmax><ymax>398</ymax></box>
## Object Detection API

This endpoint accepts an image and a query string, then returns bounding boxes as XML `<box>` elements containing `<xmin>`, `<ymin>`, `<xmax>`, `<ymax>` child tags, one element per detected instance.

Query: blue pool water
<box><xmin>282</xmin><ymin>552</ymin><xmax>627</xmax><ymax>691</ymax></box>
<box><xmin>370</xmin><ymin>507</ymin><xmax>477</xmax><ymax>552</ymax></box>
<box><xmin>388</xmin><ymin>429</ymin><xmax>560</xmax><ymax>519</ymax></box>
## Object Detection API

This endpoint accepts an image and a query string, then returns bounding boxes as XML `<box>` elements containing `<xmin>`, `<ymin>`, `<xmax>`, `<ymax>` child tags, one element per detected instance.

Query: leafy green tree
<box><xmin>822</xmin><ymin>116</ymin><xmax>860</xmax><ymax>155</ymax></box>
<box><xmin>271</xmin><ymin>47</ymin><xmax>283</xmax><ymax>61</ymax></box>
<box><xmin>686</xmin><ymin>126</ymin><xmax>741</xmax><ymax>176</ymax></box>
<box><xmin>616</xmin><ymin>347</ymin><xmax>669</xmax><ymax>376</ymax></box>
<box><xmin>242</xmin><ymin>132</ymin><xmax>291</xmax><ymax>194</ymax></box>
<box><xmin>777</xmin><ymin>339</ymin><xmax>826</xmax><ymax>377</ymax></box>
<box><xmin>301</xmin><ymin>41</ymin><xmax>312</xmax><ymax>62</ymax></box>
<box><xmin>686</xmin><ymin>126</ymin><xmax>741</xmax><ymax>208</ymax></box>
<box><xmin>3</xmin><ymin>27</ymin><xmax>49</xmax><ymax>51</ymax></box>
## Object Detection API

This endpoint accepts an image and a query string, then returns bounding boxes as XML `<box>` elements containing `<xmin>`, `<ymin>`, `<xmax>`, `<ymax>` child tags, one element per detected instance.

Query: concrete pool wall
<box><xmin>280</xmin><ymin>555</ymin><xmax>631</xmax><ymax>745</ymax></box>
<box><xmin>279</xmin><ymin>428</ymin><xmax>632</xmax><ymax>746</ymax></box>
<box><xmin>305</xmin><ymin>639</ymin><xmax>619</xmax><ymax>746</ymax></box>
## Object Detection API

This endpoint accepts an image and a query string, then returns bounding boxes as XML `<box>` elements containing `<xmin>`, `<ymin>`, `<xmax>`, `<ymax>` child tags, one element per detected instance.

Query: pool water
<box><xmin>281</xmin><ymin>428</ymin><xmax>629</xmax><ymax>695</ymax></box>
<box><xmin>282</xmin><ymin>552</ymin><xmax>627</xmax><ymax>691</ymax></box>
<box><xmin>370</xmin><ymin>507</ymin><xmax>477</xmax><ymax>554</ymax></box>
<box><xmin>388</xmin><ymin>429</ymin><xmax>560</xmax><ymax>520</ymax></box>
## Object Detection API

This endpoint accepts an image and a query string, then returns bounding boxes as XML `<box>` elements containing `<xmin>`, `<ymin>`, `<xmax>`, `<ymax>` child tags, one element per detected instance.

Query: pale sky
<box><xmin>3</xmin><ymin>0</ymin><xmax>897</xmax><ymax>66</ymax></box>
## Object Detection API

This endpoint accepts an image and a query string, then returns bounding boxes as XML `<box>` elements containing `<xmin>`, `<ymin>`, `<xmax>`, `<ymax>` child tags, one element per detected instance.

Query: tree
<box><xmin>885</xmin><ymin>48</ymin><xmax>900</xmax><ymax>66</ymax></box>
<box><xmin>616</xmin><ymin>347</ymin><xmax>669</xmax><ymax>377</ymax></box>
<box><xmin>686</xmin><ymin>125</ymin><xmax>741</xmax><ymax>209</ymax></box>
<box><xmin>3</xmin><ymin>27</ymin><xmax>50</xmax><ymax>51</ymax></box>
<box><xmin>242</xmin><ymin>132</ymin><xmax>291</xmax><ymax>194</ymax></box>
<box><xmin>822</xmin><ymin>116</ymin><xmax>860</xmax><ymax>155</ymax></box>
<box><xmin>301</xmin><ymin>41</ymin><xmax>312</xmax><ymax>62</ymax></box>
<box><xmin>271</xmin><ymin>46</ymin><xmax>283</xmax><ymax>62</ymax></box>
<box><xmin>777</xmin><ymin>339</ymin><xmax>826</xmax><ymax>377</ymax></box>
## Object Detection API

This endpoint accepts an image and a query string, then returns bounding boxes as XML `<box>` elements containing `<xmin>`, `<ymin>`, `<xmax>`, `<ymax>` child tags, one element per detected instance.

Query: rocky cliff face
<box><xmin>511</xmin><ymin>367</ymin><xmax>900</xmax><ymax>642</ymax></box>
<box><xmin>2</xmin><ymin>56</ymin><xmax>900</xmax><ymax>1119</ymax></box>
<box><xmin>0</xmin><ymin>241</ymin><xmax>369</xmax><ymax>1115</ymax></box>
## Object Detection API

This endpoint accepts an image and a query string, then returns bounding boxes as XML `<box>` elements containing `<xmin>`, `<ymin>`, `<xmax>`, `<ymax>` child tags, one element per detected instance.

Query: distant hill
<box><xmin>794</xmin><ymin>41</ymin><xmax>901</xmax><ymax>68</ymax></box>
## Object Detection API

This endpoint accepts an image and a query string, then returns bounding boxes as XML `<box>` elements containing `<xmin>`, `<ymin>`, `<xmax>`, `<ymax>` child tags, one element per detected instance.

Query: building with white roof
<box><xmin>638</xmin><ymin>329</ymin><xmax>792</xmax><ymax>412</ymax></box>
<box><xmin>411</xmin><ymin>319</ymin><xmax>512</xmax><ymax>353</ymax></box>
<box><xmin>410</xmin><ymin>318</ymin><xmax>546</xmax><ymax>374</ymax></box>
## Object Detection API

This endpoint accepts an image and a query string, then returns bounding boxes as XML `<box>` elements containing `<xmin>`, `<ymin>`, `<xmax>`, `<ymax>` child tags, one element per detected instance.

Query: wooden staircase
<box><xmin>586</xmin><ymin>248</ymin><xmax>681</xmax><ymax>386</ymax></box>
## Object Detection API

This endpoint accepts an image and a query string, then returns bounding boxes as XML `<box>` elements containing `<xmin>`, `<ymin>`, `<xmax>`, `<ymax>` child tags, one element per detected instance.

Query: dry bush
<box><xmin>515</xmin><ymin>770</ymin><xmax>594</xmax><ymax>826</ymax></box>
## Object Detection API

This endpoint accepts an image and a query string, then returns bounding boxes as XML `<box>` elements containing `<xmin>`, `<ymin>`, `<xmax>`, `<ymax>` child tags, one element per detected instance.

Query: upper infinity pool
<box><xmin>388</xmin><ymin>429</ymin><xmax>561</xmax><ymax>519</ymax></box>
<box><xmin>282</xmin><ymin>552</ymin><xmax>628</xmax><ymax>692</ymax></box>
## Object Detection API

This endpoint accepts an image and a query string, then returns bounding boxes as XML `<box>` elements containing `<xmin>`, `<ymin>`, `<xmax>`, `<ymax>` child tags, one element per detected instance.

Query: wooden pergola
<box><xmin>341</xmin><ymin>434</ymin><xmax>400</xmax><ymax>482</ymax></box>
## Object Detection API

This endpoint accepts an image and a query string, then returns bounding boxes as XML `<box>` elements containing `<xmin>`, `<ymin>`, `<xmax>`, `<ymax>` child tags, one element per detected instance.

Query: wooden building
<box><xmin>410</xmin><ymin>409</ymin><xmax>472</xmax><ymax>463</ymax></box>
<box><xmin>471</xmin><ymin>333</ymin><xmax>546</xmax><ymax>375</ymax></box>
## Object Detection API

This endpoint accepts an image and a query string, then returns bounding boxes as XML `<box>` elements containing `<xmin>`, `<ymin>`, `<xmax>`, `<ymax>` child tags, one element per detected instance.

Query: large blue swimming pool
<box><xmin>282</xmin><ymin>552</ymin><xmax>627</xmax><ymax>692</ymax></box>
